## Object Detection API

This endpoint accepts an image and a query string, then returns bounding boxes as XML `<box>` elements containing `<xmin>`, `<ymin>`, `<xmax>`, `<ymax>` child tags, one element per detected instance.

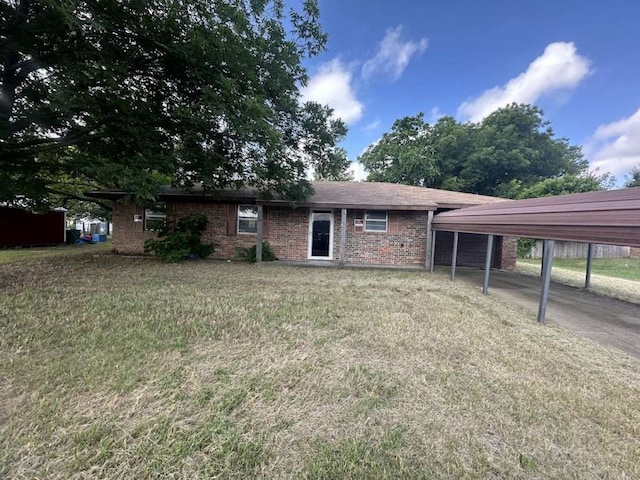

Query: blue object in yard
<box><xmin>92</xmin><ymin>234</ymin><xmax>107</xmax><ymax>242</ymax></box>
<box><xmin>76</xmin><ymin>235</ymin><xmax>94</xmax><ymax>244</ymax></box>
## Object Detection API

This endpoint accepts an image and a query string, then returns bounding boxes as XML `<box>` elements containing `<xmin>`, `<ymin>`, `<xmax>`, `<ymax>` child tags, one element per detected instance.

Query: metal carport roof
<box><xmin>429</xmin><ymin>187</ymin><xmax>640</xmax><ymax>323</ymax></box>
<box><xmin>432</xmin><ymin>187</ymin><xmax>640</xmax><ymax>247</ymax></box>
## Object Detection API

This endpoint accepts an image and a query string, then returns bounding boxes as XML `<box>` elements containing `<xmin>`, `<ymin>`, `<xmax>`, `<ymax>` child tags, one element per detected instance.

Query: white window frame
<box><xmin>237</xmin><ymin>205</ymin><xmax>258</xmax><ymax>234</ymax></box>
<box><xmin>144</xmin><ymin>205</ymin><xmax>166</xmax><ymax>231</ymax></box>
<box><xmin>365</xmin><ymin>210</ymin><xmax>388</xmax><ymax>232</ymax></box>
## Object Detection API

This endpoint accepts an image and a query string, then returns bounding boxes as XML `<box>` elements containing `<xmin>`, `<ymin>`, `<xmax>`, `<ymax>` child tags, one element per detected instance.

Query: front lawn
<box><xmin>1</xmin><ymin>256</ymin><xmax>639</xmax><ymax>478</ymax></box>
<box><xmin>0</xmin><ymin>241</ymin><xmax>111</xmax><ymax>264</ymax></box>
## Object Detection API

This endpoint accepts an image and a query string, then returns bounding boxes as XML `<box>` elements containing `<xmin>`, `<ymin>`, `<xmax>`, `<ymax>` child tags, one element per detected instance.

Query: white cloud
<box><xmin>429</xmin><ymin>106</ymin><xmax>444</xmax><ymax>123</ymax></box>
<box><xmin>301</xmin><ymin>59</ymin><xmax>363</xmax><ymax>125</ymax></box>
<box><xmin>587</xmin><ymin>108</ymin><xmax>640</xmax><ymax>178</ymax></box>
<box><xmin>458</xmin><ymin>42</ymin><xmax>591</xmax><ymax>122</ymax></box>
<box><xmin>348</xmin><ymin>161</ymin><xmax>368</xmax><ymax>181</ymax></box>
<box><xmin>362</xmin><ymin>119</ymin><xmax>381</xmax><ymax>132</ymax></box>
<box><xmin>361</xmin><ymin>26</ymin><xmax>428</xmax><ymax>81</ymax></box>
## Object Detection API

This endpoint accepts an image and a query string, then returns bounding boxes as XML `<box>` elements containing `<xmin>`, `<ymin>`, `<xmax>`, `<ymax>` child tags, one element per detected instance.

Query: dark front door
<box><xmin>310</xmin><ymin>211</ymin><xmax>332</xmax><ymax>258</ymax></box>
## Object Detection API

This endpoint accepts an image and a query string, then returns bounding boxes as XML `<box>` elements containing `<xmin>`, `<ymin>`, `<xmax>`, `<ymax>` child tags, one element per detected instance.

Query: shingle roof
<box><xmin>258</xmin><ymin>181</ymin><xmax>505</xmax><ymax>210</ymax></box>
<box><xmin>86</xmin><ymin>181</ymin><xmax>506</xmax><ymax>210</ymax></box>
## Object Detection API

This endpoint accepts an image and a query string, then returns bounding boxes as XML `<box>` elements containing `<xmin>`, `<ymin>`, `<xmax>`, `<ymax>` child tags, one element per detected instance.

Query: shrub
<box><xmin>144</xmin><ymin>213</ymin><xmax>214</xmax><ymax>262</ymax></box>
<box><xmin>517</xmin><ymin>237</ymin><xmax>537</xmax><ymax>258</ymax></box>
<box><xmin>236</xmin><ymin>242</ymin><xmax>277</xmax><ymax>263</ymax></box>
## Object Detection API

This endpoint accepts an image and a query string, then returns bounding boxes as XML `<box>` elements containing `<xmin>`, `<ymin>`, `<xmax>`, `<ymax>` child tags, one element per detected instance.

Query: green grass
<box><xmin>0</xmin><ymin>241</ymin><xmax>112</xmax><ymax>264</ymax></box>
<box><xmin>1</xmin><ymin>255</ymin><xmax>639</xmax><ymax>478</ymax></box>
<box><xmin>519</xmin><ymin>257</ymin><xmax>640</xmax><ymax>282</ymax></box>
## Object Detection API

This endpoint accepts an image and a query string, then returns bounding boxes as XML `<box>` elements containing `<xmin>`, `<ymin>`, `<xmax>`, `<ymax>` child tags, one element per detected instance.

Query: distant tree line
<box><xmin>358</xmin><ymin>103</ymin><xmax>616</xmax><ymax>199</ymax></box>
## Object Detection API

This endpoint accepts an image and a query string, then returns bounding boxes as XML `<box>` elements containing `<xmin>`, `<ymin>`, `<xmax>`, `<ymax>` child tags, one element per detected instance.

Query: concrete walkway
<box><xmin>452</xmin><ymin>268</ymin><xmax>640</xmax><ymax>359</ymax></box>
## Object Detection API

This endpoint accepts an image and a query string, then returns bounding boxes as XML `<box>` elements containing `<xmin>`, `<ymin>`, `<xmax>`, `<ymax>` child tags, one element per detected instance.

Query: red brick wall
<box><xmin>266</xmin><ymin>207</ymin><xmax>309</xmax><ymax>261</ymax></box>
<box><xmin>113</xmin><ymin>203</ymin><xmax>431</xmax><ymax>265</ymax></box>
<box><xmin>112</xmin><ymin>202</ymin><xmax>255</xmax><ymax>257</ymax></box>
<box><xmin>344</xmin><ymin>210</ymin><xmax>428</xmax><ymax>265</ymax></box>
<box><xmin>499</xmin><ymin>236</ymin><xmax>517</xmax><ymax>270</ymax></box>
<box><xmin>111</xmin><ymin>204</ymin><xmax>156</xmax><ymax>253</ymax></box>
<box><xmin>166</xmin><ymin>202</ymin><xmax>255</xmax><ymax>258</ymax></box>
<box><xmin>112</xmin><ymin>203</ymin><xmax>517</xmax><ymax>268</ymax></box>
<box><xmin>267</xmin><ymin>208</ymin><xmax>429</xmax><ymax>265</ymax></box>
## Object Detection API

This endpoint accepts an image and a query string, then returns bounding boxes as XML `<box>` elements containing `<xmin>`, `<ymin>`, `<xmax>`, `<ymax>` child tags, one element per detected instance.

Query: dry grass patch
<box><xmin>517</xmin><ymin>260</ymin><xmax>640</xmax><ymax>305</ymax></box>
<box><xmin>1</xmin><ymin>256</ymin><xmax>639</xmax><ymax>479</ymax></box>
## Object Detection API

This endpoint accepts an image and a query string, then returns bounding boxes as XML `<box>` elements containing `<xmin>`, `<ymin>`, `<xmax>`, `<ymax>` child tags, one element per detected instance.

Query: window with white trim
<box><xmin>238</xmin><ymin>205</ymin><xmax>258</xmax><ymax>234</ymax></box>
<box><xmin>144</xmin><ymin>205</ymin><xmax>166</xmax><ymax>231</ymax></box>
<box><xmin>365</xmin><ymin>210</ymin><xmax>387</xmax><ymax>232</ymax></box>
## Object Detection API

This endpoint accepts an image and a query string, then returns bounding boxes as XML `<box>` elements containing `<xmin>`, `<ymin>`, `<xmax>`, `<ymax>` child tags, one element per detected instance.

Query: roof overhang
<box><xmin>432</xmin><ymin>188</ymin><xmax>640</xmax><ymax>247</ymax></box>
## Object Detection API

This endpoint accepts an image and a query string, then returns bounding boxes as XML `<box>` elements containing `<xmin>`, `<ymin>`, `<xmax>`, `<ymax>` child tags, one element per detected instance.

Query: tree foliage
<box><xmin>359</xmin><ymin>114</ymin><xmax>437</xmax><ymax>186</ymax></box>
<box><xmin>313</xmin><ymin>147</ymin><xmax>352</xmax><ymax>181</ymax></box>
<box><xmin>625</xmin><ymin>166</ymin><xmax>640</xmax><ymax>188</ymax></box>
<box><xmin>1</xmin><ymin>0</ymin><xmax>346</xmax><ymax>209</ymax></box>
<box><xmin>358</xmin><ymin>104</ymin><xmax>605</xmax><ymax>198</ymax></box>
<box><xmin>515</xmin><ymin>173</ymin><xmax>613</xmax><ymax>199</ymax></box>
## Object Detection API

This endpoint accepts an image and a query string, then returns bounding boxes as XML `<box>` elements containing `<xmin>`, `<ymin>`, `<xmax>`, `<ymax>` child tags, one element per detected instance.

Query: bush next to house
<box><xmin>236</xmin><ymin>242</ymin><xmax>278</xmax><ymax>263</ymax></box>
<box><xmin>144</xmin><ymin>213</ymin><xmax>214</xmax><ymax>262</ymax></box>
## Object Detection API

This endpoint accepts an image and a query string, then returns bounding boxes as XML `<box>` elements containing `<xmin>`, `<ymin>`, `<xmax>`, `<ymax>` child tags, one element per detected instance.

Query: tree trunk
<box><xmin>1</xmin><ymin>0</ymin><xmax>30</xmax><ymax>135</ymax></box>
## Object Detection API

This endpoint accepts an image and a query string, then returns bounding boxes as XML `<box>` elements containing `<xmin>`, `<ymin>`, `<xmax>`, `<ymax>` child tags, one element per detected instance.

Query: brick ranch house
<box><xmin>87</xmin><ymin>181</ymin><xmax>517</xmax><ymax>269</ymax></box>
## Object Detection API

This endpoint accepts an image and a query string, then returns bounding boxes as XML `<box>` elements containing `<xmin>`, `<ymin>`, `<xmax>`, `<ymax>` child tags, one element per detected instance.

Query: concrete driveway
<box><xmin>452</xmin><ymin>268</ymin><xmax>640</xmax><ymax>359</ymax></box>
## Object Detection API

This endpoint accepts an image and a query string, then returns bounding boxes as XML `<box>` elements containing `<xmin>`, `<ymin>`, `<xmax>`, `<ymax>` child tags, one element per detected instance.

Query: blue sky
<box><xmin>299</xmin><ymin>0</ymin><xmax>640</xmax><ymax>182</ymax></box>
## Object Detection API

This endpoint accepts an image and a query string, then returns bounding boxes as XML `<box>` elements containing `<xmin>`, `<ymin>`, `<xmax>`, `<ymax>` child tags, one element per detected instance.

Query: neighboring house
<box><xmin>73</xmin><ymin>217</ymin><xmax>112</xmax><ymax>235</ymax></box>
<box><xmin>87</xmin><ymin>181</ymin><xmax>516</xmax><ymax>269</ymax></box>
<box><xmin>0</xmin><ymin>206</ymin><xmax>66</xmax><ymax>247</ymax></box>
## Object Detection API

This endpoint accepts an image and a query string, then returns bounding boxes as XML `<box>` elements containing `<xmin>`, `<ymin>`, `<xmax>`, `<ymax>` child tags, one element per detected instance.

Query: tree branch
<box><xmin>44</xmin><ymin>186</ymin><xmax>113</xmax><ymax>212</ymax></box>
<box><xmin>3</xmin><ymin>128</ymin><xmax>103</xmax><ymax>161</ymax></box>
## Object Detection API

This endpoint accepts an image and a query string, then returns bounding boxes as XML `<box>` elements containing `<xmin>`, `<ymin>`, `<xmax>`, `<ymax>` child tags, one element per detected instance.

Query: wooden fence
<box><xmin>528</xmin><ymin>241</ymin><xmax>630</xmax><ymax>259</ymax></box>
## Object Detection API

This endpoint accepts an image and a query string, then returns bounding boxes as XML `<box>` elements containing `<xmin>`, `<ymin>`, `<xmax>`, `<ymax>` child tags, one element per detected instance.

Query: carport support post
<box><xmin>425</xmin><ymin>210</ymin><xmax>434</xmax><ymax>269</ymax></box>
<box><xmin>339</xmin><ymin>208</ymin><xmax>347</xmax><ymax>267</ymax></box>
<box><xmin>482</xmin><ymin>235</ymin><xmax>494</xmax><ymax>295</ymax></box>
<box><xmin>451</xmin><ymin>231</ymin><xmax>459</xmax><ymax>281</ymax></box>
<box><xmin>256</xmin><ymin>205</ymin><xmax>263</xmax><ymax>263</ymax></box>
<box><xmin>585</xmin><ymin>243</ymin><xmax>594</xmax><ymax>289</ymax></box>
<box><xmin>429</xmin><ymin>230</ymin><xmax>437</xmax><ymax>273</ymax></box>
<box><xmin>537</xmin><ymin>239</ymin><xmax>555</xmax><ymax>323</ymax></box>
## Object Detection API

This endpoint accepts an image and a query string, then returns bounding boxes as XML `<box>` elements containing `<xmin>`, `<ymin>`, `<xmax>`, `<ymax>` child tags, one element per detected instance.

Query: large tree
<box><xmin>358</xmin><ymin>113</ymin><xmax>438</xmax><ymax>186</ymax></box>
<box><xmin>358</xmin><ymin>104</ymin><xmax>601</xmax><ymax>198</ymax></box>
<box><xmin>1</xmin><ymin>0</ymin><xmax>345</xmax><ymax>209</ymax></box>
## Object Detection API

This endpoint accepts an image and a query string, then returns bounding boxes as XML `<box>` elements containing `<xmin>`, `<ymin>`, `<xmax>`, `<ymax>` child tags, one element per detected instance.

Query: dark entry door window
<box><xmin>310</xmin><ymin>212</ymin><xmax>332</xmax><ymax>258</ymax></box>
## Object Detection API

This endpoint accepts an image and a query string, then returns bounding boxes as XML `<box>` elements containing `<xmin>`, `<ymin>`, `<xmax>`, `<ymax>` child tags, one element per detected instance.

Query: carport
<box><xmin>430</xmin><ymin>188</ymin><xmax>640</xmax><ymax>322</ymax></box>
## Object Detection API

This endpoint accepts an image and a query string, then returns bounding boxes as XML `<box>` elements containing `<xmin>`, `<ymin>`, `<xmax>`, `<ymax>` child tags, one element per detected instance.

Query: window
<box><xmin>238</xmin><ymin>205</ymin><xmax>258</xmax><ymax>234</ymax></box>
<box><xmin>144</xmin><ymin>205</ymin><xmax>166</xmax><ymax>231</ymax></box>
<box><xmin>365</xmin><ymin>210</ymin><xmax>387</xmax><ymax>232</ymax></box>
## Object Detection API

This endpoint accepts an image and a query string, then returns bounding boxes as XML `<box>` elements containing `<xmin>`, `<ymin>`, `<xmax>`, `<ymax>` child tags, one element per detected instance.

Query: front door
<box><xmin>308</xmin><ymin>211</ymin><xmax>333</xmax><ymax>259</ymax></box>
